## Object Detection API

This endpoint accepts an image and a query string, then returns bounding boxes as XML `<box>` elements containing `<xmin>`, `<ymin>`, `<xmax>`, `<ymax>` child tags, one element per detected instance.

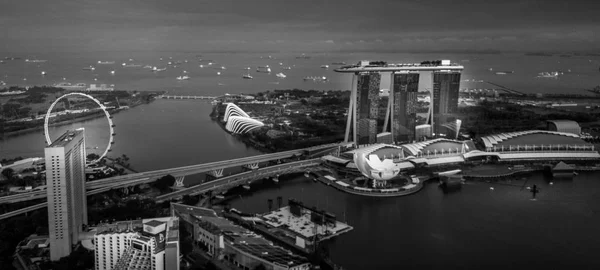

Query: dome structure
<box><xmin>222</xmin><ymin>103</ymin><xmax>264</xmax><ymax>134</ymax></box>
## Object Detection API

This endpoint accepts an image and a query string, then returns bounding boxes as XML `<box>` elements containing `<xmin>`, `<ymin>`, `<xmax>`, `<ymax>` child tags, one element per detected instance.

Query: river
<box><xmin>1</xmin><ymin>99</ymin><xmax>600</xmax><ymax>269</ymax></box>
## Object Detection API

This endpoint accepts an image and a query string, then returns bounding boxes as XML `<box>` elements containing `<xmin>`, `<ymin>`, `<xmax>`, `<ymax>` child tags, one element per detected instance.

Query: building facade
<box><xmin>44</xmin><ymin>129</ymin><xmax>87</xmax><ymax>261</ymax></box>
<box><xmin>431</xmin><ymin>71</ymin><xmax>461</xmax><ymax>137</ymax></box>
<box><xmin>358</xmin><ymin>119</ymin><xmax>378</xmax><ymax>145</ymax></box>
<box><xmin>392</xmin><ymin>72</ymin><xmax>420</xmax><ymax>143</ymax></box>
<box><xmin>93</xmin><ymin>217</ymin><xmax>179</xmax><ymax>270</ymax></box>
<box><xmin>356</xmin><ymin>73</ymin><xmax>381</xmax><ymax>145</ymax></box>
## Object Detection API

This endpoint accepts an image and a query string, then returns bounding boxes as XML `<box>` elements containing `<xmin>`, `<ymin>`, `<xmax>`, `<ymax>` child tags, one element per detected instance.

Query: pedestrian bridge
<box><xmin>158</xmin><ymin>95</ymin><xmax>217</xmax><ymax>100</ymax></box>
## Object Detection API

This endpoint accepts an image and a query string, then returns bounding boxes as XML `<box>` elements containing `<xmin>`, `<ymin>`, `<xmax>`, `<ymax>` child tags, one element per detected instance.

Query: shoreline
<box><xmin>2</xmin><ymin>102</ymin><xmax>147</xmax><ymax>138</ymax></box>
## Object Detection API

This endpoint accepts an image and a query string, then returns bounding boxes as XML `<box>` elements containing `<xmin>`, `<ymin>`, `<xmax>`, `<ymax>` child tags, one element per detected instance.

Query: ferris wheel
<box><xmin>44</xmin><ymin>92</ymin><xmax>115</xmax><ymax>164</ymax></box>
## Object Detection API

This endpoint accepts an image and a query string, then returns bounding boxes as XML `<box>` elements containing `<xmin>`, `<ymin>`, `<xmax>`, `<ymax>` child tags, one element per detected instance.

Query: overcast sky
<box><xmin>1</xmin><ymin>0</ymin><xmax>598</xmax><ymax>53</ymax></box>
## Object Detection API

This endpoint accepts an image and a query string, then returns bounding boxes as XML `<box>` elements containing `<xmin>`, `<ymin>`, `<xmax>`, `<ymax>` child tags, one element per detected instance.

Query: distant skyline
<box><xmin>1</xmin><ymin>0</ymin><xmax>599</xmax><ymax>53</ymax></box>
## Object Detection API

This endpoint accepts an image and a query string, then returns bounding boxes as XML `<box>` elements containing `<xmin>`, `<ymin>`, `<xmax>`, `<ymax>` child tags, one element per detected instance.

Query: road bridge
<box><xmin>155</xmin><ymin>159</ymin><xmax>322</xmax><ymax>202</ymax></box>
<box><xmin>1</xmin><ymin>143</ymin><xmax>344</xmax><ymax>205</ymax></box>
<box><xmin>0</xmin><ymin>143</ymin><xmax>345</xmax><ymax>219</ymax></box>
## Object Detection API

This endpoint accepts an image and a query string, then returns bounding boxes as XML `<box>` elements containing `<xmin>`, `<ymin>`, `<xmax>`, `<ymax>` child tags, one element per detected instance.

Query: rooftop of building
<box><xmin>18</xmin><ymin>234</ymin><xmax>49</xmax><ymax>250</ymax></box>
<box><xmin>479</xmin><ymin>130</ymin><xmax>590</xmax><ymax>149</ymax></box>
<box><xmin>48</xmin><ymin>129</ymin><xmax>84</xmax><ymax>147</ymax></box>
<box><xmin>547</xmin><ymin>120</ymin><xmax>581</xmax><ymax>130</ymax></box>
<box><xmin>262</xmin><ymin>206</ymin><xmax>352</xmax><ymax>239</ymax></box>
<box><xmin>94</xmin><ymin>217</ymin><xmax>177</xmax><ymax>236</ymax></box>
<box><xmin>171</xmin><ymin>203</ymin><xmax>218</xmax><ymax>218</ymax></box>
<box><xmin>185</xmin><ymin>206</ymin><xmax>309</xmax><ymax>267</ymax></box>
<box><xmin>229</xmin><ymin>242</ymin><xmax>309</xmax><ymax>268</ymax></box>
<box><xmin>334</xmin><ymin>60</ymin><xmax>464</xmax><ymax>73</ymax></box>
<box><xmin>144</xmin><ymin>220</ymin><xmax>164</xmax><ymax>227</ymax></box>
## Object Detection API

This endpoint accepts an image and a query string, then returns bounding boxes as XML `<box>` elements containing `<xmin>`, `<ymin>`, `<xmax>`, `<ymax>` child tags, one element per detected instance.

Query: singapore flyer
<box><xmin>44</xmin><ymin>92</ymin><xmax>115</xmax><ymax>165</ymax></box>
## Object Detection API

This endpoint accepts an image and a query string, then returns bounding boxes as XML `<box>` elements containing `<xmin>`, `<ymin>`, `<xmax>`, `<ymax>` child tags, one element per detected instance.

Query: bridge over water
<box><xmin>0</xmin><ymin>143</ymin><xmax>346</xmax><ymax>220</ymax></box>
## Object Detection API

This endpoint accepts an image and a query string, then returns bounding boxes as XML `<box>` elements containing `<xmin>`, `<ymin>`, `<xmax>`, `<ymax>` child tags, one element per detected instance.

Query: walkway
<box><xmin>312</xmin><ymin>169</ymin><xmax>433</xmax><ymax>197</ymax></box>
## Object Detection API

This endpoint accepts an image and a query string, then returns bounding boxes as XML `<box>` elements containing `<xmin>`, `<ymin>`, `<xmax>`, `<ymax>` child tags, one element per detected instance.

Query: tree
<box><xmin>253</xmin><ymin>264</ymin><xmax>267</xmax><ymax>270</ymax></box>
<box><xmin>182</xmin><ymin>195</ymin><xmax>199</xmax><ymax>206</ymax></box>
<box><xmin>153</xmin><ymin>175</ymin><xmax>176</xmax><ymax>191</ymax></box>
<box><xmin>86</xmin><ymin>153</ymin><xmax>100</xmax><ymax>161</ymax></box>
<box><xmin>1</xmin><ymin>168</ymin><xmax>14</xmax><ymax>180</ymax></box>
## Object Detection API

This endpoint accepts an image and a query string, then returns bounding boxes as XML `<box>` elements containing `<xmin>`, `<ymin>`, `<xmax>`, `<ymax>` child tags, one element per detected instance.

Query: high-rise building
<box><xmin>391</xmin><ymin>72</ymin><xmax>419</xmax><ymax>142</ymax></box>
<box><xmin>431</xmin><ymin>71</ymin><xmax>461</xmax><ymax>137</ymax></box>
<box><xmin>338</xmin><ymin>60</ymin><xmax>463</xmax><ymax>146</ymax></box>
<box><xmin>354</xmin><ymin>73</ymin><xmax>380</xmax><ymax>145</ymax></box>
<box><xmin>94</xmin><ymin>217</ymin><xmax>180</xmax><ymax>270</ymax></box>
<box><xmin>358</xmin><ymin>119</ymin><xmax>377</xmax><ymax>145</ymax></box>
<box><xmin>45</xmin><ymin>129</ymin><xmax>87</xmax><ymax>261</ymax></box>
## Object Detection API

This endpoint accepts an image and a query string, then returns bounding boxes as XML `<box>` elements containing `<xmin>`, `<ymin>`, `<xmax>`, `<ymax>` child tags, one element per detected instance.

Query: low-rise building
<box><xmin>92</xmin><ymin>216</ymin><xmax>179</xmax><ymax>270</ymax></box>
<box><xmin>172</xmin><ymin>203</ymin><xmax>311</xmax><ymax>270</ymax></box>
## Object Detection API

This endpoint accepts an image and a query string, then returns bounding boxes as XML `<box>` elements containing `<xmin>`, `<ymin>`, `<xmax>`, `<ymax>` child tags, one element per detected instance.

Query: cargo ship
<box><xmin>54</xmin><ymin>82</ymin><xmax>87</xmax><ymax>91</ymax></box>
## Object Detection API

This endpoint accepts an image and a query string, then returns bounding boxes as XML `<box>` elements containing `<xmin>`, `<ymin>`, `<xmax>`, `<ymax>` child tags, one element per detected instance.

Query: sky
<box><xmin>1</xmin><ymin>0</ymin><xmax>599</xmax><ymax>53</ymax></box>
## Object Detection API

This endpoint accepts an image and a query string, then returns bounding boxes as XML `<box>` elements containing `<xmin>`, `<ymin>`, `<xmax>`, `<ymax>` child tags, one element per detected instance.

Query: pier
<box><xmin>158</xmin><ymin>95</ymin><xmax>217</xmax><ymax>100</ymax></box>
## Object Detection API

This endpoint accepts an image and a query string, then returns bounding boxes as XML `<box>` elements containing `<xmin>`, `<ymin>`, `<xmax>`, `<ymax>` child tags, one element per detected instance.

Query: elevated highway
<box><xmin>0</xmin><ymin>143</ymin><xmax>344</xmax><ymax>205</ymax></box>
<box><xmin>155</xmin><ymin>159</ymin><xmax>322</xmax><ymax>202</ymax></box>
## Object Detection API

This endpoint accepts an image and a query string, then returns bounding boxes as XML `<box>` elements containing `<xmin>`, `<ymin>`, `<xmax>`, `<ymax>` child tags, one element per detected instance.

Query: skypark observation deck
<box><xmin>334</xmin><ymin>60</ymin><xmax>464</xmax><ymax>73</ymax></box>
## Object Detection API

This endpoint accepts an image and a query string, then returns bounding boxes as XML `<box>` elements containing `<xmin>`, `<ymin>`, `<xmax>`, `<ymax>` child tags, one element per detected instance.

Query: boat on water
<box><xmin>122</xmin><ymin>63</ymin><xmax>141</xmax><ymax>67</ymax></box>
<box><xmin>283</xmin><ymin>66</ymin><xmax>292</xmax><ymax>70</ymax></box>
<box><xmin>320</xmin><ymin>65</ymin><xmax>330</xmax><ymax>69</ymax></box>
<box><xmin>257</xmin><ymin>66</ymin><xmax>271</xmax><ymax>73</ymax></box>
<box><xmin>82</xmin><ymin>66</ymin><xmax>96</xmax><ymax>71</ymax></box>
<box><xmin>218</xmin><ymin>66</ymin><xmax>226</xmax><ymax>70</ymax></box>
<box><xmin>25</xmin><ymin>59</ymin><xmax>47</xmax><ymax>63</ymax></box>
<box><xmin>495</xmin><ymin>71</ymin><xmax>514</xmax><ymax>75</ymax></box>
<box><xmin>537</xmin><ymin>71</ymin><xmax>561</xmax><ymax>78</ymax></box>
<box><xmin>244</xmin><ymin>67</ymin><xmax>251</xmax><ymax>70</ymax></box>
<box><xmin>41</xmin><ymin>71</ymin><xmax>46</xmax><ymax>75</ymax></box>
<box><xmin>272</xmin><ymin>177</ymin><xmax>279</xmax><ymax>183</ymax></box>
<box><xmin>176</xmin><ymin>75</ymin><xmax>190</xmax><ymax>80</ymax></box>
<box><xmin>97</xmin><ymin>61</ymin><xmax>115</xmax><ymax>64</ymax></box>
<box><xmin>110</xmin><ymin>70</ymin><xmax>115</xmax><ymax>75</ymax></box>
<box><xmin>304</xmin><ymin>76</ymin><xmax>328</xmax><ymax>82</ymax></box>
<box><xmin>143</xmin><ymin>65</ymin><xmax>153</xmax><ymax>69</ymax></box>
<box><xmin>215</xmin><ymin>194</ymin><xmax>225</xmax><ymax>200</ymax></box>
<box><xmin>304</xmin><ymin>172</ymin><xmax>310</xmax><ymax>178</ymax></box>
<box><xmin>276</xmin><ymin>72</ymin><xmax>286</xmax><ymax>78</ymax></box>
<box><xmin>242</xmin><ymin>184</ymin><xmax>251</xmax><ymax>190</ymax></box>
<box><xmin>152</xmin><ymin>67</ymin><xmax>166</xmax><ymax>72</ymax></box>
<box><xmin>242</xmin><ymin>74</ymin><xmax>253</xmax><ymax>79</ymax></box>
<box><xmin>54</xmin><ymin>82</ymin><xmax>87</xmax><ymax>91</ymax></box>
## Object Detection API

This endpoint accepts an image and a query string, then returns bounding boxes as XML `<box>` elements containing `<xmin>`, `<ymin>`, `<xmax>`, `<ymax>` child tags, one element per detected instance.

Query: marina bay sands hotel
<box><xmin>334</xmin><ymin>60</ymin><xmax>464</xmax><ymax>146</ymax></box>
